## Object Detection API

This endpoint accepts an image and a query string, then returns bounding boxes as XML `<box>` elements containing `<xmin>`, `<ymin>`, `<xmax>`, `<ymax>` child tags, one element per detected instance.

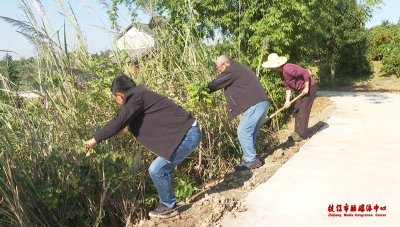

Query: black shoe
<box><xmin>149</xmin><ymin>202</ymin><xmax>179</xmax><ymax>218</ymax></box>
<box><xmin>234</xmin><ymin>158</ymin><xmax>262</xmax><ymax>171</ymax></box>
<box><xmin>239</xmin><ymin>156</ymin><xmax>261</xmax><ymax>165</ymax></box>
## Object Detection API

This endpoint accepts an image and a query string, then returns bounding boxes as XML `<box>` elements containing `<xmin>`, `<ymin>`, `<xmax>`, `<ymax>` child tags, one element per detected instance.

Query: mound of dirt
<box><xmin>136</xmin><ymin>96</ymin><xmax>335</xmax><ymax>227</ymax></box>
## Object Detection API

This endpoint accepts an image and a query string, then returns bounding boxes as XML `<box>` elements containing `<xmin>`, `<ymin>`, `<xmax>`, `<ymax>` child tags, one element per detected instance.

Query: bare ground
<box><xmin>135</xmin><ymin>95</ymin><xmax>335</xmax><ymax>227</ymax></box>
<box><xmin>319</xmin><ymin>78</ymin><xmax>400</xmax><ymax>93</ymax></box>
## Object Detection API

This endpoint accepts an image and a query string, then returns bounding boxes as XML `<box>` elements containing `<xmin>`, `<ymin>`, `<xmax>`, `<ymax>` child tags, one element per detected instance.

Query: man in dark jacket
<box><xmin>208</xmin><ymin>55</ymin><xmax>269</xmax><ymax>170</ymax></box>
<box><xmin>84</xmin><ymin>75</ymin><xmax>201</xmax><ymax>218</ymax></box>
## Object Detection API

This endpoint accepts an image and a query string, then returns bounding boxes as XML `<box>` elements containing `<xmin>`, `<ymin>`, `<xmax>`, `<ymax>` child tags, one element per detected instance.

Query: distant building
<box><xmin>13</xmin><ymin>90</ymin><xmax>40</xmax><ymax>99</ymax></box>
<box><xmin>110</xmin><ymin>23</ymin><xmax>159</xmax><ymax>74</ymax></box>
<box><xmin>116</xmin><ymin>23</ymin><xmax>156</xmax><ymax>50</ymax></box>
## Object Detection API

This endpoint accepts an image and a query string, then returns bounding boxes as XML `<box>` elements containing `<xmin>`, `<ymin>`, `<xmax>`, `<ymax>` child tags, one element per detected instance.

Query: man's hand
<box><xmin>284</xmin><ymin>100</ymin><xmax>291</xmax><ymax>109</ymax></box>
<box><xmin>117</xmin><ymin>128</ymin><xmax>129</xmax><ymax>138</ymax></box>
<box><xmin>83</xmin><ymin>138</ymin><xmax>97</xmax><ymax>153</ymax></box>
<box><xmin>301</xmin><ymin>87</ymin><xmax>309</xmax><ymax>95</ymax></box>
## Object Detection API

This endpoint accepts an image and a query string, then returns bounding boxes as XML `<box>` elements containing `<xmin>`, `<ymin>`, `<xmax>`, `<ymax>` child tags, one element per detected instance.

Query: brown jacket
<box><xmin>208</xmin><ymin>60</ymin><xmax>268</xmax><ymax>121</ymax></box>
<box><xmin>94</xmin><ymin>85</ymin><xmax>195</xmax><ymax>161</ymax></box>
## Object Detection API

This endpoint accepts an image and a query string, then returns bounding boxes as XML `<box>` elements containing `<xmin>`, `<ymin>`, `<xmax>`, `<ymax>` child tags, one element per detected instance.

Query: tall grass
<box><xmin>0</xmin><ymin>0</ymin><xmax>287</xmax><ymax>226</ymax></box>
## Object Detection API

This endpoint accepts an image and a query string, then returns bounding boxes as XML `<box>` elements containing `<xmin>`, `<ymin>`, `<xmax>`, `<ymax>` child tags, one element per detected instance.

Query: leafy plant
<box><xmin>173</xmin><ymin>170</ymin><xmax>199</xmax><ymax>202</ymax></box>
<box><xmin>185</xmin><ymin>81</ymin><xmax>221</xmax><ymax>112</ymax></box>
<box><xmin>186</xmin><ymin>82</ymin><xmax>211</xmax><ymax>103</ymax></box>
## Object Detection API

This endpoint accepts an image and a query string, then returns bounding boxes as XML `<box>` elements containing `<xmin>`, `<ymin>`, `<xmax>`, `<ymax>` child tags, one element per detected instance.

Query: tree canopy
<box><xmin>368</xmin><ymin>21</ymin><xmax>400</xmax><ymax>77</ymax></box>
<box><xmin>112</xmin><ymin>0</ymin><xmax>381</xmax><ymax>75</ymax></box>
<box><xmin>0</xmin><ymin>54</ymin><xmax>20</xmax><ymax>88</ymax></box>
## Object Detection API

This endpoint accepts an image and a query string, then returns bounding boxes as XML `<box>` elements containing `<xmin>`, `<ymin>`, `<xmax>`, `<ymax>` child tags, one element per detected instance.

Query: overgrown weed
<box><xmin>0</xmin><ymin>1</ymin><xmax>288</xmax><ymax>226</ymax></box>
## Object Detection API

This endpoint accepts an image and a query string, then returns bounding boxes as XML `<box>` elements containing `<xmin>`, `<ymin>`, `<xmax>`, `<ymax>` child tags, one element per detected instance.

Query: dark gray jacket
<box><xmin>208</xmin><ymin>60</ymin><xmax>268</xmax><ymax>121</ymax></box>
<box><xmin>94</xmin><ymin>85</ymin><xmax>195</xmax><ymax>161</ymax></box>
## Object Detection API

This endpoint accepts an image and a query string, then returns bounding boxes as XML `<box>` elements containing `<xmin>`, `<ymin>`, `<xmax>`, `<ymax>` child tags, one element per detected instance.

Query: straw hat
<box><xmin>262</xmin><ymin>53</ymin><xmax>288</xmax><ymax>68</ymax></box>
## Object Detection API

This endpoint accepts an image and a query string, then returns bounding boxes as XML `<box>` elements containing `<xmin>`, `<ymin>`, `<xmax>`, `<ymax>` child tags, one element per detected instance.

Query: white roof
<box><xmin>14</xmin><ymin>91</ymin><xmax>41</xmax><ymax>98</ymax></box>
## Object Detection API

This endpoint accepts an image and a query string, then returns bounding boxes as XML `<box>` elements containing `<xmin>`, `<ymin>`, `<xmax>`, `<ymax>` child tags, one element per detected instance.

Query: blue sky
<box><xmin>0</xmin><ymin>0</ymin><xmax>399</xmax><ymax>60</ymax></box>
<box><xmin>0</xmin><ymin>0</ymin><xmax>150</xmax><ymax>60</ymax></box>
<box><xmin>364</xmin><ymin>0</ymin><xmax>400</xmax><ymax>27</ymax></box>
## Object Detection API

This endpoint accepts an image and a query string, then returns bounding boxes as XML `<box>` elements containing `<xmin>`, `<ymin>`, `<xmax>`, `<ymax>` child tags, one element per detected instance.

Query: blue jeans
<box><xmin>148</xmin><ymin>125</ymin><xmax>201</xmax><ymax>208</ymax></box>
<box><xmin>237</xmin><ymin>100</ymin><xmax>269</xmax><ymax>162</ymax></box>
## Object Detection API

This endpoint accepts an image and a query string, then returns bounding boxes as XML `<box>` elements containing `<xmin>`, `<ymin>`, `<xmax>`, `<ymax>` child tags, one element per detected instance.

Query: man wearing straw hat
<box><xmin>262</xmin><ymin>53</ymin><xmax>317</xmax><ymax>141</ymax></box>
<box><xmin>208</xmin><ymin>55</ymin><xmax>269</xmax><ymax>171</ymax></box>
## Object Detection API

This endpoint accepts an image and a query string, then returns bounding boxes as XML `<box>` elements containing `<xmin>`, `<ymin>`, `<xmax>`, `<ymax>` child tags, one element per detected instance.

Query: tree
<box><xmin>113</xmin><ymin>1</ymin><xmax>380</xmax><ymax>69</ymax></box>
<box><xmin>0</xmin><ymin>53</ymin><xmax>20</xmax><ymax>89</ymax></box>
<box><xmin>314</xmin><ymin>0</ymin><xmax>378</xmax><ymax>86</ymax></box>
<box><xmin>111</xmin><ymin>0</ymin><xmax>322</xmax><ymax>68</ymax></box>
<box><xmin>368</xmin><ymin>22</ymin><xmax>400</xmax><ymax>77</ymax></box>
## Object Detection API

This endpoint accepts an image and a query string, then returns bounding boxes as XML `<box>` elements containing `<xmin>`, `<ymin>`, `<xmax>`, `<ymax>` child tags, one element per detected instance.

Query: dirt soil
<box><xmin>135</xmin><ymin>95</ymin><xmax>335</xmax><ymax>227</ymax></box>
<box><xmin>319</xmin><ymin>79</ymin><xmax>400</xmax><ymax>93</ymax></box>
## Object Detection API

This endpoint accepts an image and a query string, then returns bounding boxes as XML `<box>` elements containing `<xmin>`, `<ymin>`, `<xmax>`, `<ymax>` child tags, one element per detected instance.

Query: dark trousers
<box><xmin>294</xmin><ymin>84</ymin><xmax>317</xmax><ymax>138</ymax></box>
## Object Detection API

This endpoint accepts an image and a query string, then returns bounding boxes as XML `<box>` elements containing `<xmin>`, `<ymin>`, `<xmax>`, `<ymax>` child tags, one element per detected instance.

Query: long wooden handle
<box><xmin>268</xmin><ymin>93</ymin><xmax>304</xmax><ymax>119</ymax></box>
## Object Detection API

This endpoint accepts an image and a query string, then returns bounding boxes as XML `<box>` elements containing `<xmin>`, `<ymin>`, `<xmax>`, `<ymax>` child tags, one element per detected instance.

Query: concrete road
<box><xmin>221</xmin><ymin>91</ymin><xmax>400</xmax><ymax>227</ymax></box>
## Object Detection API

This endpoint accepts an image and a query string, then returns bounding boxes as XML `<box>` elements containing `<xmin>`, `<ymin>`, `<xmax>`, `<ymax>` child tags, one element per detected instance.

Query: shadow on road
<box><xmin>261</xmin><ymin>120</ymin><xmax>328</xmax><ymax>160</ymax></box>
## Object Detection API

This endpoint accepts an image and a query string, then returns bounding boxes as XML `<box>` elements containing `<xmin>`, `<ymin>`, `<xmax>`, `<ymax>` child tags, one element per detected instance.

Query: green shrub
<box><xmin>368</xmin><ymin>23</ymin><xmax>400</xmax><ymax>77</ymax></box>
<box><xmin>381</xmin><ymin>44</ymin><xmax>400</xmax><ymax>77</ymax></box>
<box><xmin>173</xmin><ymin>169</ymin><xmax>200</xmax><ymax>202</ymax></box>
